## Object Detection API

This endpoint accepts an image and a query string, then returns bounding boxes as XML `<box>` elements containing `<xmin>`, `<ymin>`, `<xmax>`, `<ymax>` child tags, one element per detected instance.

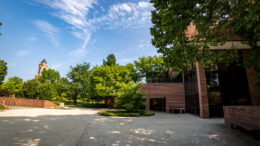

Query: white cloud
<box><xmin>119</xmin><ymin>57</ymin><xmax>138</xmax><ymax>65</ymax></box>
<box><xmin>28</xmin><ymin>36</ymin><xmax>38</xmax><ymax>42</ymax></box>
<box><xmin>90</xmin><ymin>2</ymin><xmax>153</xmax><ymax>30</ymax></box>
<box><xmin>34</xmin><ymin>20</ymin><xmax>59</xmax><ymax>46</ymax></box>
<box><xmin>16</xmin><ymin>50</ymin><xmax>30</xmax><ymax>57</ymax></box>
<box><xmin>50</xmin><ymin>63</ymin><xmax>62</xmax><ymax>70</ymax></box>
<box><xmin>36</xmin><ymin>0</ymin><xmax>153</xmax><ymax>57</ymax></box>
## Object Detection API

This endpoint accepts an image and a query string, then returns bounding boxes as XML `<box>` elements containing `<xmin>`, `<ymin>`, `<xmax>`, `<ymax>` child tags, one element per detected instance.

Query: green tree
<box><xmin>1</xmin><ymin>76</ymin><xmax>23</xmax><ymax>97</ymax></box>
<box><xmin>55</xmin><ymin>77</ymin><xmax>70</xmax><ymax>97</ymax></box>
<box><xmin>38</xmin><ymin>81</ymin><xmax>57</xmax><ymax>100</ymax></box>
<box><xmin>67</xmin><ymin>62</ymin><xmax>91</xmax><ymax>105</ymax></box>
<box><xmin>150</xmin><ymin>0</ymin><xmax>260</xmax><ymax>85</ymax></box>
<box><xmin>134</xmin><ymin>55</ymin><xmax>168</xmax><ymax>81</ymax></box>
<box><xmin>39</xmin><ymin>68</ymin><xmax>60</xmax><ymax>84</ymax></box>
<box><xmin>0</xmin><ymin>59</ymin><xmax>7</xmax><ymax>84</ymax></box>
<box><xmin>23</xmin><ymin>78</ymin><xmax>56</xmax><ymax>100</ymax></box>
<box><xmin>22</xmin><ymin>79</ymin><xmax>41</xmax><ymax>99</ymax></box>
<box><xmin>103</xmin><ymin>54</ymin><xmax>116</xmax><ymax>66</ymax></box>
<box><xmin>0</xmin><ymin>22</ymin><xmax>2</xmax><ymax>35</ymax></box>
<box><xmin>91</xmin><ymin>64</ymin><xmax>135</xmax><ymax>102</ymax></box>
<box><xmin>115</xmin><ymin>84</ymin><xmax>145</xmax><ymax>112</ymax></box>
<box><xmin>125</xmin><ymin>63</ymin><xmax>140</xmax><ymax>82</ymax></box>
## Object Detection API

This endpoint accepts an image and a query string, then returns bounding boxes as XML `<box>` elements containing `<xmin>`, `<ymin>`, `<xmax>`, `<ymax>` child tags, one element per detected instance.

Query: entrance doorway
<box><xmin>206</xmin><ymin>64</ymin><xmax>251</xmax><ymax>117</ymax></box>
<box><xmin>184</xmin><ymin>65</ymin><xmax>200</xmax><ymax>115</ymax></box>
<box><xmin>150</xmin><ymin>97</ymin><xmax>166</xmax><ymax>111</ymax></box>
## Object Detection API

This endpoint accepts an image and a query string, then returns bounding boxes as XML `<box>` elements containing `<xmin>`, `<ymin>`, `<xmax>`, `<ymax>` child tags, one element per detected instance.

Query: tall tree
<box><xmin>0</xmin><ymin>59</ymin><xmax>7</xmax><ymax>84</ymax></box>
<box><xmin>91</xmin><ymin>64</ymin><xmax>135</xmax><ymax>102</ymax></box>
<box><xmin>0</xmin><ymin>22</ymin><xmax>2</xmax><ymax>35</ymax></box>
<box><xmin>67</xmin><ymin>62</ymin><xmax>91</xmax><ymax>105</ymax></box>
<box><xmin>39</xmin><ymin>68</ymin><xmax>60</xmax><ymax>84</ymax></box>
<box><xmin>150</xmin><ymin>0</ymin><xmax>260</xmax><ymax>85</ymax></box>
<box><xmin>0</xmin><ymin>76</ymin><xmax>23</xmax><ymax>97</ymax></box>
<box><xmin>103</xmin><ymin>54</ymin><xmax>116</xmax><ymax>66</ymax></box>
<box><xmin>22</xmin><ymin>78</ymin><xmax>56</xmax><ymax>100</ymax></box>
<box><xmin>134</xmin><ymin>55</ymin><xmax>168</xmax><ymax>81</ymax></box>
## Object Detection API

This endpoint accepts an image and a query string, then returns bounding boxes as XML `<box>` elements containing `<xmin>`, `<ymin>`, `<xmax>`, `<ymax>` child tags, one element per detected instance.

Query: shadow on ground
<box><xmin>0</xmin><ymin>108</ymin><xmax>259</xmax><ymax>146</ymax></box>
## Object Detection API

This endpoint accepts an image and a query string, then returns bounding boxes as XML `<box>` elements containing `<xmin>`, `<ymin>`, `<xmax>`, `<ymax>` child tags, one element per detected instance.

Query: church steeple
<box><xmin>35</xmin><ymin>59</ymin><xmax>48</xmax><ymax>78</ymax></box>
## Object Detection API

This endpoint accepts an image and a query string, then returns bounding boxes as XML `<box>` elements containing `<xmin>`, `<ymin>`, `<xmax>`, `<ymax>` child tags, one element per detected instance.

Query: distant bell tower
<box><xmin>35</xmin><ymin>59</ymin><xmax>48</xmax><ymax>78</ymax></box>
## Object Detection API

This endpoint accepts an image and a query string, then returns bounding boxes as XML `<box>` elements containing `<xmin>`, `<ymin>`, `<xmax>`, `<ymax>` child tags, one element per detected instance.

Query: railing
<box><xmin>140</xmin><ymin>78</ymin><xmax>183</xmax><ymax>83</ymax></box>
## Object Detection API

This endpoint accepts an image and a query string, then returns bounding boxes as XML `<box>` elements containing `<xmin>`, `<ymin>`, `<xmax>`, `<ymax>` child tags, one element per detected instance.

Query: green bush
<box><xmin>115</xmin><ymin>84</ymin><xmax>145</xmax><ymax>112</ymax></box>
<box><xmin>98</xmin><ymin>110</ymin><xmax>155</xmax><ymax>117</ymax></box>
<box><xmin>0</xmin><ymin>105</ymin><xmax>5</xmax><ymax>110</ymax></box>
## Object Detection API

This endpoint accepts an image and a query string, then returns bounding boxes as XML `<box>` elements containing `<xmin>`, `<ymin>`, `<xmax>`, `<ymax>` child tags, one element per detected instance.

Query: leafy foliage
<box><xmin>103</xmin><ymin>54</ymin><xmax>116</xmax><ymax>66</ymax></box>
<box><xmin>0</xmin><ymin>76</ymin><xmax>23</xmax><ymax>97</ymax></box>
<box><xmin>150</xmin><ymin>0</ymin><xmax>260</xmax><ymax>85</ymax></box>
<box><xmin>134</xmin><ymin>55</ymin><xmax>168</xmax><ymax>80</ymax></box>
<box><xmin>0</xmin><ymin>59</ymin><xmax>7</xmax><ymax>84</ymax></box>
<box><xmin>67</xmin><ymin>62</ymin><xmax>91</xmax><ymax>104</ymax></box>
<box><xmin>22</xmin><ymin>78</ymin><xmax>56</xmax><ymax>100</ymax></box>
<box><xmin>98</xmin><ymin>110</ymin><xmax>154</xmax><ymax>117</ymax></box>
<box><xmin>115</xmin><ymin>84</ymin><xmax>145</xmax><ymax>112</ymax></box>
<box><xmin>91</xmin><ymin>64</ymin><xmax>135</xmax><ymax>101</ymax></box>
<box><xmin>39</xmin><ymin>68</ymin><xmax>60</xmax><ymax>84</ymax></box>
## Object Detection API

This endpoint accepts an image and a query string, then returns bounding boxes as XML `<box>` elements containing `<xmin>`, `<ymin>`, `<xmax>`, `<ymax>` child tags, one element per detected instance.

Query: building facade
<box><xmin>140</xmin><ymin>24</ymin><xmax>260</xmax><ymax>118</ymax></box>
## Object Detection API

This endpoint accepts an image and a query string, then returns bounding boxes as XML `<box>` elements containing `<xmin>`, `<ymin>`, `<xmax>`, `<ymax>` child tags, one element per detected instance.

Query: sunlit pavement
<box><xmin>0</xmin><ymin>107</ymin><xmax>259</xmax><ymax>146</ymax></box>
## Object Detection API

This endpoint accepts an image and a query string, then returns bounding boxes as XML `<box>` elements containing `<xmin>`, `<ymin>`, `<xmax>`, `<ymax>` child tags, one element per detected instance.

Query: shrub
<box><xmin>0</xmin><ymin>105</ymin><xmax>4</xmax><ymax>110</ymax></box>
<box><xmin>98</xmin><ymin>110</ymin><xmax>155</xmax><ymax>117</ymax></box>
<box><xmin>115</xmin><ymin>84</ymin><xmax>145</xmax><ymax>112</ymax></box>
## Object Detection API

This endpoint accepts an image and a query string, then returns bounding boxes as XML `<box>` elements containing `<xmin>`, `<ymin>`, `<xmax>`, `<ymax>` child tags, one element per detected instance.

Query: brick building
<box><xmin>139</xmin><ymin>24</ymin><xmax>260</xmax><ymax>119</ymax></box>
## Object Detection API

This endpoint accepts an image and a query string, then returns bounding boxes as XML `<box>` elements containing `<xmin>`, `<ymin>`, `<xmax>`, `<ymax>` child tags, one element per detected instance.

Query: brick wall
<box><xmin>0</xmin><ymin>103</ymin><xmax>8</xmax><ymax>109</ymax></box>
<box><xmin>0</xmin><ymin>97</ymin><xmax>58</xmax><ymax>108</ymax></box>
<box><xmin>196</xmin><ymin>62</ymin><xmax>210</xmax><ymax>118</ymax></box>
<box><xmin>242</xmin><ymin>49</ymin><xmax>260</xmax><ymax>106</ymax></box>
<box><xmin>224</xmin><ymin>106</ymin><xmax>260</xmax><ymax>128</ymax></box>
<box><xmin>138</xmin><ymin>83</ymin><xmax>185</xmax><ymax>112</ymax></box>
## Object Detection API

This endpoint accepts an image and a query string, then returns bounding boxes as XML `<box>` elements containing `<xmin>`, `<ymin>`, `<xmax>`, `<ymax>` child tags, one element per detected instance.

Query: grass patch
<box><xmin>50</xmin><ymin>101</ymin><xmax>106</xmax><ymax>108</ymax></box>
<box><xmin>0</xmin><ymin>105</ymin><xmax>5</xmax><ymax>110</ymax></box>
<box><xmin>74</xmin><ymin>103</ymin><xmax>106</xmax><ymax>108</ymax></box>
<box><xmin>98</xmin><ymin>110</ymin><xmax>155</xmax><ymax>117</ymax></box>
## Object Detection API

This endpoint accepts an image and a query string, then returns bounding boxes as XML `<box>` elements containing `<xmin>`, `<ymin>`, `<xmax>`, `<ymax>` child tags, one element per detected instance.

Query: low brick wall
<box><xmin>0</xmin><ymin>97</ymin><xmax>58</xmax><ymax>108</ymax></box>
<box><xmin>224</xmin><ymin>106</ymin><xmax>260</xmax><ymax>128</ymax></box>
<box><xmin>138</xmin><ymin>83</ymin><xmax>185</xmax><ymax>112</ymax></box>
<box><xmin>0</xmin><ymin>103</ymin><xmax>8</xmax><ymax>109</ymax></box>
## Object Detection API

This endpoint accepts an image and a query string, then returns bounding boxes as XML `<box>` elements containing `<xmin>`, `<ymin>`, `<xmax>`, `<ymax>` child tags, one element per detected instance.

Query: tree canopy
<box><xmin>91</xmin><ymin>64</ymin><xmax>135</xmax><ymax>100</ymax></box>
<box><xmin>103</xmin><ymin>54</ymin><xmax>116</xmax><ymax>66</ymax></box>
<box><xmin>0</xmin><ymin>59</ymin><xmax>7</xmax><ymax>84</ymax></box>
<box><xmin>134</xmin><ymin>55</ymin><xmax>168</xmax><ymax>81</ymax></box>
<box><xmin>67</xmin><ymin>62</ymin><xmax>91</xmax><ymax>104</ymax></box>
<box><xmin>39</xmin><ymin>68</ymin><xmax>60</xmax><ymax>84</ymax></box>
<box><xmin>22</xmin><ymin>78</ymin><xmax>56</xmax><ymax>100</ymax></box>
<box><xmin>0</xmin><ymin>76</ymin><xmax>23</xmax><ymax>97</ymax></box>
<box><xmin>150</xmin><ymin>0</ymin><xmax>260</xmax><ymax>85</ymax></box>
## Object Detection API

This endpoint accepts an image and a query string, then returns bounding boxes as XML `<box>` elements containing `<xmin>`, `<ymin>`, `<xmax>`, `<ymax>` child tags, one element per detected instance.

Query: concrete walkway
<box><xmin>0</xmin><ymin>107</ymin><xmax>259</xmax><ymax>146</ymax></box>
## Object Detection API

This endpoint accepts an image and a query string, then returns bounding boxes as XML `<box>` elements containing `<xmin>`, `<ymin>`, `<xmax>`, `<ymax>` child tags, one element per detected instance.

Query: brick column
<box><xmin>146</xmin><ymin>97</ymin><xmax>150</xmax><ymax>110</ymax></box>
<box><xmin>242</xmin><ymin>50</ymin><xmax>260</xmax><ymax>105</ymax></box>
<box><xmin>196</xmin><ymin>62</ymin><xmax>209</xmax><ymax>118</ymax></box>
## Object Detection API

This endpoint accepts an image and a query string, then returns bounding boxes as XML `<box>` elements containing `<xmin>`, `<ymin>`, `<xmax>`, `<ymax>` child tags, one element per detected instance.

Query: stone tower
<box><xmin>35</xmin><ymin>59</ymin><xmax>48</xmax><ymax>78</ymax></box>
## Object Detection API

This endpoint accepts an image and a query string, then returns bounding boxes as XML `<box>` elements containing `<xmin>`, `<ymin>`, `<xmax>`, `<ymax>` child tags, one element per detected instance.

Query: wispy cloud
<box><xmin>28</xmin><ymin>36</ymin><xmax>38</xmax><ymax>42</ymax></box>
<box><xmin>16</xmin><ymin>50</ymin><xmax>30</xmax><ymax>57</ymax></box>
<box><xmin>34</xmin><ymin>20</ymin><xmax>59</xmax><ymax>46</ymax></box>
<box><xmin>50</xmin><ymin>63</ymin><xmax>62</xmax><ymax>70</ymax></box>
<box><xmin>90</xmin><ymin>1</ymin><xmax>153</xmax><ymax>30</ymax></box>
<box><xmin>35</xmin><ymin>0</ymin><xmax>153</xmax><ymax>57</ymax></box>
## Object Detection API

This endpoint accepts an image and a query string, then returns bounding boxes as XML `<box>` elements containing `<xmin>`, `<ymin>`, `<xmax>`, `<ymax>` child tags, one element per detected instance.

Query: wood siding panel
<box><xmin>138</xmin><ymin>83</ymin><xmax>185</xmax><ymax>112</ymax></box>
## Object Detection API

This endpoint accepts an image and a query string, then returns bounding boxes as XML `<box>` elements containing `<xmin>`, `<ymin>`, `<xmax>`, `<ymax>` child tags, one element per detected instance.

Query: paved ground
<box><xmin>0</xmin><ymin>107</ymin><xmax>259</xmax><ymax>146</ymax></box>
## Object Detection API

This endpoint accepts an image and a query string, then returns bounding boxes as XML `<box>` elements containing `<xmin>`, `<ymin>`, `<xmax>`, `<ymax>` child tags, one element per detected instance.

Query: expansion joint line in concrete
<box><xmin>75</xmin><ymin>122</ymin><xmax>89</xmax><ymax>146</ymax></box>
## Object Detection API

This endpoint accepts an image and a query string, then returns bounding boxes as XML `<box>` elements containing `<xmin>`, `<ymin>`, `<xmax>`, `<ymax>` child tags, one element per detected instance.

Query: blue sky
<box><xmin>0</xmin><ymin>0</ymin><xmax>158</xmax><ymax>81</ymax></box>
